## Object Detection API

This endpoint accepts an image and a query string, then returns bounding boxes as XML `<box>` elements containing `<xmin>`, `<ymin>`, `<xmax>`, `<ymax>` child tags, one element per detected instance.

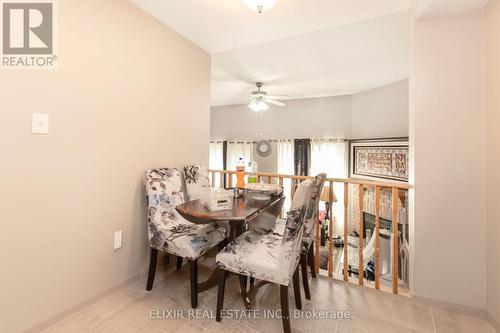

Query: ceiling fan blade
<box><xmin>266</xmin><ymin>99</ymin><xmax>286</xmax><ymax>107</ymax></box>
<box><xmin>265</xmin><ymin>95</ymin><xmax>289</xmax><ymax>100</ymax></box>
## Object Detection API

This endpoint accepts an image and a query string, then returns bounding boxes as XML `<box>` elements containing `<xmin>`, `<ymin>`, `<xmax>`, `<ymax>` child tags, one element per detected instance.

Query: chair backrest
<box><xmin>145</xmin><ymin>168</ymin><xmax>189</xmax><ymax>249</ymax></box>
<box><xmin>303</xmin><ymin>173</ymin><xmax>327</xmax><ymax>238</ymax></box>
<box><xmin>281</xmin><ymin>176</ymin><xmax>319</xmax><ymax>276</ymax></box>
<box><xmin>183</xmin><ymin>165</ymin><xmax>210</xmax><ymax>201</ymax></box>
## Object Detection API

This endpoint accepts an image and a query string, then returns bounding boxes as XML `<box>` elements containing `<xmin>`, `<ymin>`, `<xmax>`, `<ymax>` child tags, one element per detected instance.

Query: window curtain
<box><xmin>310</xmin><ymin>138</ymin><xmax>348</xmax><ymax>236</ymax></box>
<box><xmin>277</xmin><ymin>140</ymin><xmax>294</xmax><ymax>211</ymax></box>
<box><xmin>226</xmin><ymin>141</ymin><xmax>254</xmax><ymax>185</ymax></box>
<box><xmin>294</xmin><ymin>139</ymin><xmax>311</xmax><ymax>176</ymax></box>
<box><xmin>209</xmin><ymin>141</ymin><xmax>224</xmax><ymax>187</ymax></box>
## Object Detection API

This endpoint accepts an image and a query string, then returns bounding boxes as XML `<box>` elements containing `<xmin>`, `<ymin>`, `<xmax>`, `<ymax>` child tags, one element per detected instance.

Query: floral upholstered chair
<box><xmin>299</xmin><ymin>174</ymin><xmax>326</xmax><ymax>300</ymax></box>
<box><xmin>215</xmin><ymin>176</ymin><xmax>319</xmax><ymax>333</ymax></box>
<box><xmin>272</xmin><ymin>174</ymin><xmax>326</xmax><ymax>301</ymax></box>
<box><xmin>183</xmin><ymin>164</ymin><xmax>230</xmax><ymax>236</ymax></box>
<box><xmin>144</xmin><ymin>168</ymin><xmax>226</xmax><ymax>308</ymax></box>
<box><xmin>182</xmin><ymin>165</ymin><xmax>210</xmax><ymax>201</ymax></box>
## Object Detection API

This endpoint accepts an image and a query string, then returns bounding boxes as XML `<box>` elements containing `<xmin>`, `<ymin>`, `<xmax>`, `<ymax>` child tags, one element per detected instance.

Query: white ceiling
<box><xmin>211</xmin><ymin>10</ymin><xmax>409</xmax><ymax>106</ymax></box>
<box><xmin>130</xmin><ymin>0</ymin><xmax>411</xmax><ymax>106</ymax></box>
<box><xmin>130</xmin><ymin>0</ymin><xmax>411</xmax><ymax>53</ymax></box>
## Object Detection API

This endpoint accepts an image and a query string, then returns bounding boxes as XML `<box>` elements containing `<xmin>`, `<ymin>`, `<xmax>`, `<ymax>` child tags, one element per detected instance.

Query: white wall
<box><xmin>352</xmin><ymin>80</ymin><xmax>409</xmax><ymax>138</ymax></box>
<box><xmin>410</xmin><ymin>9</ymin><xmax>486</xmax><ymax>309</ymax></box>
<box><xmin>210</xmin><ymin>80</ymin><xmax>409</xmax><ymax>141</ymax></box>
<box><xmin>0</xmin><ymin>1</ymin><xmax>210</xmax><ymax>332</ymax></box>
<box><xmin>211</xmin><ymin>95</ymin><xmax>352</xmax><ymax>141</ymax></box>
<box><xmin>485</xmin><ymin>0</ymin><xmax>500</xmax><ymax>326</ymax></box>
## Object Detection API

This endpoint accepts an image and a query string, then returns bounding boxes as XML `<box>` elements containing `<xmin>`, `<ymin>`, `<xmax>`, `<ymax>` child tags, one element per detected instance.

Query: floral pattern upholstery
<box><xmin>183</xmin><ymin>165</ymin><xmax>210</xmax><ymax>201</ymax></box>
<box><xmin>216</xmin><ymin>207</ymin><xmax>306</xmax><ymax>286</ymax></box>
<box><xmin>301</xmin><ymin>174</ymin><xmax>327</xmax><ymax>251</ymax></box>
<box><xmin>145</xmin><ymin>168</ymin><xmax>226</xmax><ymax>260</ymax></box>
<box><xmin>216</xmin><ymin>175</ymin><xmax>323</xmax><ymax>286</ymax></box>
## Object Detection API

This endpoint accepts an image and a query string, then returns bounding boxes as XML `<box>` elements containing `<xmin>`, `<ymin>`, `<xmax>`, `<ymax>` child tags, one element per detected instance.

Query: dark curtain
<box><xmin>223</xmin><ymin>141</ymin><xmax>228</xmax><ymax>188</ymax></box>
<box><xmin>294</xmin><ymin>139</ymin><xmax>310</xmax><ymax>176</ymax></box>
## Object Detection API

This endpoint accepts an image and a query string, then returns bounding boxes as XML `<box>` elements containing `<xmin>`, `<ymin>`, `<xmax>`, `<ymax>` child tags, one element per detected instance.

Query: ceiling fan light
<box><xmin>257</xmin><ymin>100</ymin><xmax>269</xmax><ymax>111</ymax></box>
<box><xmin>248</xmin><ymin>100</ymin><xmax>269</xmax><ymax>112</ymax></box>
<box><xmin>242</xmin><ymin>0</ymin><xmax>277</xmax><ymax>13</ymax></box>
<box><xmin>248</xmin><ymin>101</ymin><xmax>261</xmax><ymax>112</ymax></box>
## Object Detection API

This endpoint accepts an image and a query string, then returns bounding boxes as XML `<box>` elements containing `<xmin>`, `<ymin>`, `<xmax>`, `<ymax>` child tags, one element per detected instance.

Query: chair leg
<box><xmin>308</xmin><ymin>243</ymin><xmax>316</xmax><ymax>278</ymax></box>
<box><xmin>280</xmin><ymin>285</ymin><xmax>291</xmax><ymax>333</ymax></box>
<box><xmin>239</xmin><ymin>275</ymin><xmax>248</xmax><ymax>298</ymax></box>
<box><xmin>146</xmin><ymin>248</ymin><xmax>158</xmax><ymax>291</ymax></box>
<box><xmin>190</xmin><ymin>259</ymin><xmax>198</xmax><ymax>308</ymax></box>
<box><xmin>249</xmin><ymin>277</ymin><xmax>255</xmax><ymax>286</ymax></box>
<box><xmin>292</xmin><ymin>266</ymin><xmax>302</xmax><ymax>310</ymax></box>
<box><xmin>176</xmin><ymin>256</ymin><xmax>183</xmax><ymax>270</ymax></box>
<box><xmin>300</xmin><ymin>253</ymin><xmax>311</xmax><ymax>300</ymax></box>
<box><xmin>216</xmin><ymin>270</ymin><xmax>227</xmax><ymax>322</ymax></box>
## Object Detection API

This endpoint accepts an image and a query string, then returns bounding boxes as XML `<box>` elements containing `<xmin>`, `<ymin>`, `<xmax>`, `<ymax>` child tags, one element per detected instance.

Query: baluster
<box><xmin>267</xmin><ymin>176</ymin><xmax>272</xmax><ymax>184</ymax></box>
<box><xmin>343</xmin><ymin>183</ymin><xmax>349</xmax><ymax>282</ymax></box>
<box><xmin>392</xmin><ymin>187</ymin><xmax>399</xmax><ymax>294</ymax></box>
<box><xmin>358</xmin><ymin>184</ymin><xmax>364</xmax><ymax>286</ymax></box>
<box><xmin>328</xmin><ymin>182</ymin><xmax>334</xmax><ymax>277</ymax></box>
<box><xmin>315</xmin><ymin>205</ymin><xmax>320</xmax><ymax>273</ymax></box>
<box><xmin>219</xmin><ymin>172</ymin><xmax>224</xmax><ymax>189</ymax></box>
<box><xmin>290</xmin><ymin>179</ymin><xmax>296</xmax><ymax>200</ymax></box>
<box><xmin>375</xmin><ymin>186</ymin><xmax>381</xmax><ymax>289</ymax></box>
<box><xmin>211</xmin><ymin>172</ymin><xmax>215</xmax><ymax>188</ymax></box>
<box><xmin>228</xmin><ymin>173</ymin><xmax>233</xmax><ymax>188</ymax></box>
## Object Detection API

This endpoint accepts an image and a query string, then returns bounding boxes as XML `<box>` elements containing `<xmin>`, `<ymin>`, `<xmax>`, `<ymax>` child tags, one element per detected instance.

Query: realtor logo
<box><xmin>1</xmin><ymin>0</ymin><xmax>57</xmax><ymax>68</ymax></box>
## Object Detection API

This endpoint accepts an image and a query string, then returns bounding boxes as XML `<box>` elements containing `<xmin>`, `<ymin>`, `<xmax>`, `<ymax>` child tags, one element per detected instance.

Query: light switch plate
<box><xmin>32</xmin><ymin>113</ymin><xmax>49</xmax><ymax>134</ymax></box>
<box><xmin>114</xmin><ymin>231</ymin><xmax>122</xmax><ymax>250</ymax></box>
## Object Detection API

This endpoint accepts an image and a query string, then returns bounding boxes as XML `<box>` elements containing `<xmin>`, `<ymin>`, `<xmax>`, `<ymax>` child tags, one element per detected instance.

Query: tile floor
<box><xmin>42</xmin><ymin>255</ymin><xmax>497</xmax><ymax>333</ymax></box>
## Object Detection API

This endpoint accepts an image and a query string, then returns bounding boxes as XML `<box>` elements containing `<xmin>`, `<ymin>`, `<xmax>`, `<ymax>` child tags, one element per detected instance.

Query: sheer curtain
<box><xmin>209</xmin><ymin>141</ymin><xmax>224</xmax><ymax>187</ymax></box>
<box><xmin>277</xmin><ymin>140</ymin><xmax>294</xmax><ymax>211</ymax></box>
<box><xmin>310</xmin><ymin>139</ymin><xmax>348</xmax><ymax>235</ymax></box>
<box><xmin>227</xmin><ymin>141</ymin><xmax>254</xmax><ymax>184</ymax></box>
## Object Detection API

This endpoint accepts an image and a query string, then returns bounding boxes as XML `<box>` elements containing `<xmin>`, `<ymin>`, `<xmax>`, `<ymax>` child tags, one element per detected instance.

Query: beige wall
<box><xmin>351</xmin><ymin>80</ymin><xmax>409</xmax><ymax>139</ymax></box>
<box><xmin>410</xmin><ymin>9</ymin><xmax>487</xmax><ymax>308</ymax></box>
<box><xmin>485</xmin><ymin>0</ymin><xmax>500</xmax><ymax>326</ymax></box>
<box><xmin>0</xmin><ymin>0</ymin><xmax>210</xmax><ymax>332</ymax></box>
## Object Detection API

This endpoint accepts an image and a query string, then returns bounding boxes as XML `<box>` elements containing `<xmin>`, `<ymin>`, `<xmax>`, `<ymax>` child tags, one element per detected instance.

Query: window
<box><xmin>209</xmin><ymin>141</ymin><xmax>223</xmax><ymax>186</ymax></box>
<box><xmin>310</xmin><ymin>139</ymin><xmax>348</xmax><ymax>235</ymax></box>
<box><xmin>226</xmin><ymin>141</ymin><xmax>253</xmax><ymax>184</ymax></box>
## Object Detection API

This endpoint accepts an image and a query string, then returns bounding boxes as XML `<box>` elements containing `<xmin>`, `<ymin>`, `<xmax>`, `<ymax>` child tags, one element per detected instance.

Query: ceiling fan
<box><xmin>248</xmin><ymin>82</ymin><xmax>286</xmax><ymax>112</ymax></box>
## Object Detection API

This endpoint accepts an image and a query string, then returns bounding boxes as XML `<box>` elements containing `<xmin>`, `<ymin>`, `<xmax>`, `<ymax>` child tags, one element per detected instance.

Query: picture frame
<box><xmin>349</xmin><ymin>138</ymin><xmax>409</xmax><ymax>182</ymax></box>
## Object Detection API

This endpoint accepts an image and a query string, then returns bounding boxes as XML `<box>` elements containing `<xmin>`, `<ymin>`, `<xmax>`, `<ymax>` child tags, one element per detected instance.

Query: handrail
<box><xmin>208</xmin><ymin>168</ymin><xmax>409</xmax><ymax>295</ymax></box>
<box><xmin>208</xmin><ymin>169</ymin><xmax>411</xmax><ymax>190</ymax></box>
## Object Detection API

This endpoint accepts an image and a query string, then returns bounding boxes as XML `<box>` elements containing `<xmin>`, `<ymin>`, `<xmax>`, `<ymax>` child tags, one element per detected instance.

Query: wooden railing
<box><xmin>209</xmin><ymin>169</ymin><xmax>410</xmax><ymax>295</ymax></box>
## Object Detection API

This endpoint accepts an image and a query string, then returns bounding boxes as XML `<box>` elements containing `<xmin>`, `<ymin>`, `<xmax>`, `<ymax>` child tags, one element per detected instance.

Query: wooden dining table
<box><xmin>175</xmin><ymin>190</ymin><xmax>284</xmax><ymax>308</ymax></box>
<box><xmin>176</xmin><ymin>190</ymin><xmax>284</xmax><ymax>242</ymax></box>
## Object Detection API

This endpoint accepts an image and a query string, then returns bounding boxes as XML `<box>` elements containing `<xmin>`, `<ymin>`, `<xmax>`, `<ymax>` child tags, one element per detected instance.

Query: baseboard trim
<box><xmin>23</xmin><ymin>270</ymin><xmax>146</xmax><ymax>333</ymax></box>
<box><xmin>488</xmin><ymin>313</ymin><xmax>500</xmax><ymax>333</ymax></box>
<box><xmin>411</xmin><ymin>294</ymin><xmax>488</xmax><ymax>319</ymax></box>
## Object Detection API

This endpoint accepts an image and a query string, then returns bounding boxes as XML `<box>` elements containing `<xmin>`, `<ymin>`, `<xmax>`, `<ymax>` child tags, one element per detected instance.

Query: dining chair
<box><xmin>144</xmin><ymin>168</ymin><xmax>226</xmax><ymax>308</ymax></box>
<box><xmin>183</xmin><ymin>164</ymin><xmax>230</xmax><ymax>240</ymax></box>
<box><xmin>182</xmin><ymin>165</ymin><xmax>210</xmax><ymax>201</ymax></box>
<box><xmin>215</xmin><ymin>176</ymin><xmax>318</xmax><ymax>333</ymax></box>
<box><xmin>298</xmin><ymin>174</ymin><xmax>326</xmax><ymax>300</ymax></box>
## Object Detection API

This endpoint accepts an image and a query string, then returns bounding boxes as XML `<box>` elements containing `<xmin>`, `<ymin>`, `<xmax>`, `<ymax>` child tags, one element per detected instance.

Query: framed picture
<box><xmin>349</xmin><ymin>138</ymin><xmax>409</xmax><ymax>182</ymax></box>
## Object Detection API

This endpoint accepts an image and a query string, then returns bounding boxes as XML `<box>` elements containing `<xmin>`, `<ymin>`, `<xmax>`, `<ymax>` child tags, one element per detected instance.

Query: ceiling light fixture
<box><xmin>242</xmin><ymin>0</ymin><xmax>277</xmax><ymax>14</ymax></box>
<box><xmin>248</xmin><ymin>99</ymin><xmax>269</xmax><ymax>112</ymax></box>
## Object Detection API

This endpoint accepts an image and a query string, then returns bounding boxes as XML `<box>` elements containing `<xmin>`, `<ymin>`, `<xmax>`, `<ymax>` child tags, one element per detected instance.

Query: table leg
<box><xmin>197</xmin><ymin>267</ymin><xmax>220</xmax><ymax>292</ymax></box>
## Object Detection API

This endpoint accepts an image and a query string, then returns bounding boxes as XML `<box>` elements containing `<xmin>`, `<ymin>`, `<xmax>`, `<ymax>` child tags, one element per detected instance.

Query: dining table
<box><xmin>175</xmin><ymin>189</ymin><xmax>285</xmax><ymax>308</ymax></box>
